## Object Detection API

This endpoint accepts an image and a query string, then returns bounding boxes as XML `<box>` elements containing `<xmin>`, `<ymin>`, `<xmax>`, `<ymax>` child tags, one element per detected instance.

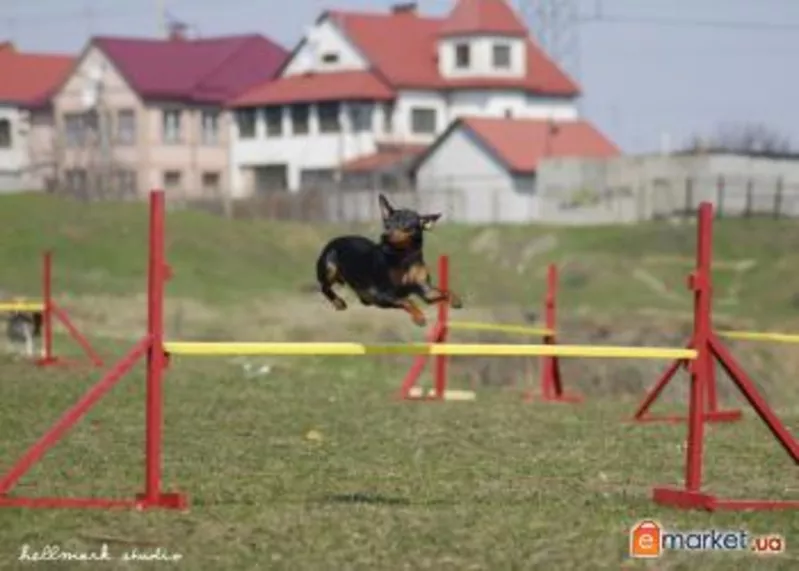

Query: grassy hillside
<box><xmin>1</xmin><ymin>193</ymin><xmax>799</xmax><ymax>569</ymax></box>
<box><xmin>2</xmin><ymin>192</ymin><xmax>799</xmax><ymax>328</ymax></box>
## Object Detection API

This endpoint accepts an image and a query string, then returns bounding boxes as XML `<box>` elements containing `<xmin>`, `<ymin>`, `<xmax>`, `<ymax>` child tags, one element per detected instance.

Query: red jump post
<box><xmin>0</xmin><ymin>190</ymin><xmax>185</xmax><ymax>510</ymax></box>
<box><xmin>633</xmin><ymin>203</ymin><xmax>741</xmax><ymax>424</ymax></box>
<box><xmin>650</xmin><ymin>202</ymin><xmax>799</xmax><ymax>510</ymax></box>
<box><xmin>35</xmin><ymin>250</ymin><xmax>104</xmax><ymax>369</ymax></box>
<box><xmin>524</xmin><ymin>264</ymin><xmax>582</xmax><ymax>403</ymax></box>
<box><xmin>396</xmin><ymin>255</ymin><xmax>449</xmax><ymax>400</ymax></box>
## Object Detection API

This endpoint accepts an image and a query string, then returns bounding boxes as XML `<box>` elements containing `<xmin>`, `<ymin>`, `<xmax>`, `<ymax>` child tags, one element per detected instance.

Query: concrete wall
<box><xmin>535</xmin><ymin>153</ymin><xmax>799</xmax><ymax>224</ymax></box>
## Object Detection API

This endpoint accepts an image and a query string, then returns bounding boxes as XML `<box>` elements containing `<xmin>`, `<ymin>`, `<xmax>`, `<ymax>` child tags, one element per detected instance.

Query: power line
<box><xmin>580</xmin><ymin>13</ymin><xmax>799</xmax><ymax>32</ymax></box>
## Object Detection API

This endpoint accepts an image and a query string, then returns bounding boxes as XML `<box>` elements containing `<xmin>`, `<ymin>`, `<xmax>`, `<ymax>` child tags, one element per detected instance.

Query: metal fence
<box><xmin>171</xmin><ymin>174</ymin><xmax>799</xmax><ymax>225</ymax></box>
<box><xmin>42</xmin><ymin>172</ymin><xmax>799</xmax><ymax>225</ymax></box>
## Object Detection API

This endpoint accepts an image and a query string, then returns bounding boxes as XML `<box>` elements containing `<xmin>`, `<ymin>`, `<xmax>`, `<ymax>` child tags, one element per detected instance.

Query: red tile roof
<box><xmin>93</xmin><ymin>34</ymin><xmax>288</xmax><ymax>103</ymax></box>
<box><xmin>440</xmin><ymin>0</ymin><xmax>528</xmax><ymax>37</ymax></box>
<box><xmin>453</xmin><ymin>117</ymin><xmax>620</xmax><ymax>172</ymax></box>
<box><xmin>234</xmin><ymin>2</ymin><xmax>577</xmax><ymax>107</ymax></box>
<box><xmin>0</xmin><ymin>48</ymin><xmax>74</xmax><ymax>106</ymax></box>
<box><xmin>341</xmin><ymin>144</ymin><xmax>427</xmax><ymax>172</ymax></box>
<box><xmin>233</xmin><ymin>71</ymin><xmax>393</xmax><ymax>106</ymax></box>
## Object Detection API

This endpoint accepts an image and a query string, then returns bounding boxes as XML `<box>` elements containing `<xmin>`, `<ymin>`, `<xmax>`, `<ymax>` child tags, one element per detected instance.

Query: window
<box><xmin>321</xmin><ymin>52</ymin><xmax>339</xmax><ymax>64</ymax></box>
<box><xmin>318</xmin><ymin>102</ymin><xmax>341</xmax><ymax>133</ymax></box>
<box><xmin>493</xmin><ymin>44</ymin><xmax>511</xmax><ymax>69</ymax></box>
<box><xmin>254</xmin><ymin>165</ymin><xmax>288</xmax><ymax>193</ymax></box>
<box><xmin>0</xmin><ymin>119</ymin><xmax>11</xmax><ymax>148</ymax></box>
<box><xmin>65</xmin><ymin>168</ymin><xmax>87</xmax><ymax>192</ymax></box>
<box><xmin>115</xmin><ymin>169</ymin><xmax>138</xmax><ymax>197</ymax></box>
<box><xmin>455</xmin><ymin>43</ymin><xmax>471</xmax><ymax>68</ymax></box>
<box><xmin>291</xmin><ymin>104</ymin><xmax>309</xmax><ymax>135</ymax></box>
<box><xmin>383</xmin><ymin>102</ymin><xmax>395</xmax><ymax>133</ymax></box>
<box><xmin>162</xmin><ymin>109</ymin><xmax>182</xmax><ymax>143</ymax></box>
<box><xmin>201</xmin><ymin>110</ymin><xmax>219</xmax><ymax>145</ymax></box>
<box><xmin>349</xmin><ymin>103</ymin><xmax>373</xmax><ymax>132</ymax></box>
<box><xmin>264</xmin><ymin>107</ymin><xmax>283</xmax><ymax>137</ymax></box>
<box><xmin>63</xmin><ymin>113</ymin><xmax>85</xmax><ymax>147</ymax></box>
<box><xmin>410</xmin><ymin>107</ymin><xmax>436</xmax><ymax>134</ymax></box>
<box><xmin>116</xmin><ymin>109</ymin><xmax>136</xmax><ymax>145</ymax></box>
<box><xmin>202</xmin><ymin>171</ymin><xmax>221</xmax><ymax>194</ymax></box>
<box><xmin>236</xmin><ymin>109</ymin><xmax>256</xmax><ymax>139</ymax></box>
<box><xmin>163</xmin><ymin>170</ymin><xmax>182</xmax><ymax>190</ymax></box>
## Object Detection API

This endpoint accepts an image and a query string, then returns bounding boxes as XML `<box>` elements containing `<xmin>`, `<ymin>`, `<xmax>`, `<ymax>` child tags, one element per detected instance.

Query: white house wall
<box><xmin>0</xmin><ymin>105</ymin><xmax>26</xmax><ymax>191</ymax></box>
<box><xmin>282</xmin><ymin>18</ymin><xmax>369</xmax><ymax>76</ymax></box>
<box><xmin>447</xmin><ymin>90</ymin><xmax>577</xmax><ymax>121</ymax></box>
<box><xmin>438</xmin><ymin>36</ymin><xmax>526</xmax><ymax>79</ymax></box>
<box><xmin>415</xmin><ymin>127</ymin><xmax>539</xmax><ymax>222</ymax></box>
<box><xmin>231</xmin><ymin>103</ymin><xmax>379</xmax><ymax>194</ymax></box>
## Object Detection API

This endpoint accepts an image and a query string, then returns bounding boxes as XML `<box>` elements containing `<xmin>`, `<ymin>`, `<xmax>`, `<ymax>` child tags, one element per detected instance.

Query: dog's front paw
<box><xmin>448</xmin><ymin>293</ymin><xmax>463</xmax><ymax>309</ymax></box>
<box><xmin>332</xmin><ymin>298</ymin><xmax>347</xmax><ymax>311</ymax></box>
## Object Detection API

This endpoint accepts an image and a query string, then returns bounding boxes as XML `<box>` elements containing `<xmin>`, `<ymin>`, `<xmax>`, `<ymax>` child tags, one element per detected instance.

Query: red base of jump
<box><xmin>0</xmin><ymin>492</ymin><xmax>187</xmax><ymax>510</ymax></box>
<box><xmin>653</xmin><ymin>487</ymin><xmax>799</xmax><ymax>511</ymax></box>
<box><xmin>633</xmin><ymin>410</ymin><xmax>743</xmax><ymax>424</ymax></box>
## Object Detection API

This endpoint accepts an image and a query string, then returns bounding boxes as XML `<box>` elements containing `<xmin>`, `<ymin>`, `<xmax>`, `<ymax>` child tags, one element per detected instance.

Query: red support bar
<box><xmin>51</xmin><ymin>303</ymin><xmax>104</xmax><ymax>367</ymax></box>
<box><xmin>0</xmin><ymin>336</ymin><xmax>150</xmax><ymax>495</ymax></box>
<box><xmin>34</xmin><ymin>250</ymin><xmax>104</xmax><ymax>369</ymax></box>
<box><xmin>433</xmin><ymin>255</ymin><xmax>450</xmax><ymax>399</ymax></box>
<box><xmin>145</xmin><ymin>189</ymin><xmax>167</xmax><ymax>504</ymax></box>
<box><xmin>41</xmin><ymin>250</ymin><xmax>53</xmax><ymax>362</ymax></box>
<box><xmin>526</xmin><ymin>264</ymin><xmax>581</xmax><ymax>404</ymax></box>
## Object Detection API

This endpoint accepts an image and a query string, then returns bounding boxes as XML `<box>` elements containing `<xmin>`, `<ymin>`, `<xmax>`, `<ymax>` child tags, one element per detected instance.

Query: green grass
<box><xmin>1</xmin><ymin>193</ymin><xmax>799</xmax><ymax>569</ymax></box>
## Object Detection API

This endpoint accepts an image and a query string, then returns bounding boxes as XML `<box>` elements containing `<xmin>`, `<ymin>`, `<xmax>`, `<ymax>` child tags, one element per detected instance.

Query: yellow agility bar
<box><xmin>718</xmin><ymin>330</ymin><xmax>799</xmax><ymax>344</ymax></box>
<box><xmin>448</xmin><ymin>321</ymin><xmax>554</xmax><ymax>336</ymax></box>
<box><xmin>164</xmin><ymin>341</ymin><xmax>697</xmax><ymax>360</ymax></box>
<box><xmin>0</xmin><ymin>301</ymin><xmax>44</xmax><ymax>312</ymax></box>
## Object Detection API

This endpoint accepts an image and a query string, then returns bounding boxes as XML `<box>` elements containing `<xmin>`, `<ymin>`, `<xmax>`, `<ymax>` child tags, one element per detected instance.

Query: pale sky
<box><xmin>3</xmin><ymin>0</ymin><xmax>798</xmax><ymax>153</ymax></box>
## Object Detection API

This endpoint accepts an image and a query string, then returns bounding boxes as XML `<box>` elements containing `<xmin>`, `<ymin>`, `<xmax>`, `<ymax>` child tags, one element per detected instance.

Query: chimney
<box><xmin>391</xmin><ymin>3</ymin><xmax>417</xmax><ymax>15</ymax></box>
<box><xmin>168</xmin><ymin>21</ymin><xmax>188</xmax><ymax>41</ymax></box>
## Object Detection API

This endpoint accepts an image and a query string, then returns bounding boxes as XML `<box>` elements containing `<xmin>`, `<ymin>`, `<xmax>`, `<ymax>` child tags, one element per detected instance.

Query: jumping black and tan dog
<box><xmin>315</xmin><ymin>194</ymin><xmax>462</xmax><ymax>326</ymax></box>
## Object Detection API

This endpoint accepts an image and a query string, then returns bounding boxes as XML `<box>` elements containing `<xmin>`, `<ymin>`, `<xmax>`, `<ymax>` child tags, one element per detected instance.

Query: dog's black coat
<box><xmin>314</xmin><ymin>194</ymin><xmax>461</xmax><ymax>326</ymax></box>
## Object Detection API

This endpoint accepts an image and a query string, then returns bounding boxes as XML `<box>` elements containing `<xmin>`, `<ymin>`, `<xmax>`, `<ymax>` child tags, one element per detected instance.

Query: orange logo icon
<box><xmin>630</xmin><ymin>520</ymin><xmax>662</xmax><ymax>558</ymax></box>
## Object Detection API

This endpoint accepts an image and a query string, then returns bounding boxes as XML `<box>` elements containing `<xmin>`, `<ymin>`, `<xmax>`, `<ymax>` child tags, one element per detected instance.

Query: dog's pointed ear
<box><xmin>420</xmin><ymin>213</ymin><xmax>442</xmax><ymax>230</ymax></box>
<box><xmin>378</xmin><ymin>194</ymin><xmax>395</xmax><ymax>220</ymax></box>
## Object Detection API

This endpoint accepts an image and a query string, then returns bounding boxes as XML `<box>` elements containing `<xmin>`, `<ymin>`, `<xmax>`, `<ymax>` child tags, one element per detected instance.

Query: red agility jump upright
<box><xmin>397</xmin><ymin>257</ymin><xmax>580</xmax><ymax>402</ymax></box>
<box><xmin>36</xmin><ymin>251</ymin><xmax>104</xmax><ymax>368</ymax></box>
<box><xmin>0</xmin><ymin>191</ymin><xmax>797</xmax><ymax>512</ymax></box>
<box><xmin>0</xmin><ymin>193</ymin><xmax>184</xmax><ymax>510</ymax></box>
<box><xmin>650</xmin><ymin>203</ymin><xmax>799</xmax><ymax>510</ymax></box>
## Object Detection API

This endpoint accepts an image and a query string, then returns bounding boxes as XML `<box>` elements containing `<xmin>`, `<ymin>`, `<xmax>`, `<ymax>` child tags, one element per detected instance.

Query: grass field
<box><xmin>1</xmin><ymin>193</ymin><xmax>799</xmax><ymax>569</ymax></box>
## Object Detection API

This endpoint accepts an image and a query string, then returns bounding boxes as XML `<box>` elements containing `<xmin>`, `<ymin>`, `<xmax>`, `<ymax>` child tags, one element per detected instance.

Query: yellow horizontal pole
<box><xmin>448</xmin><ymin>321</ymin><xmax>554</xmax><ymax>336</ymax></box>
<box><xmin>718</xmin><ymin>330</ymin><xmax>799</xmax><ymax>344</ymax></box>
<box><xmin>164</xmin><ymin>341</ymin><xmax>696</xmax><ymax>360</ymax></box>
<box><xmin>0</xmin><ymin>301</ymin><xmax>44</xmax><ymax>312</ymax></box>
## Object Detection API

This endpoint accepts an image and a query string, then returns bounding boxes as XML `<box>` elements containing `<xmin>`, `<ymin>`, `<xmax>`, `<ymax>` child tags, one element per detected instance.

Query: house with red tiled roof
<box><xmin>50</xmin><ymin>29</ymin><xmax>287</xmax><ymax>198</ymax></box>
<box><xmin>0</xmin><ymin>43</ymin><xmax>73</xmax><ymax>191</ymax></box>
<box><xmin>228</xmin><ymin>0</ymin><xmax>592</xmax><ymax>195</ymax></box>
<box><xmin>412</xmin><ymin>116</ymin><xmax>620</xmax><ymax>221</ymax></box>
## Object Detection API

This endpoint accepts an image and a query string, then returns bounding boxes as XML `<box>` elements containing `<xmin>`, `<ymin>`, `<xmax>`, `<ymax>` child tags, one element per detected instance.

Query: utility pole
<box><xmin>156</xmin><ymin>0</ymin><xmax>167</xmax><ymax>38</ymax></box>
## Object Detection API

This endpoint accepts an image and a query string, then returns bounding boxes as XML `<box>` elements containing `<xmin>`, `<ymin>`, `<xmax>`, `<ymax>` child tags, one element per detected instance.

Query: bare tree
<box><xmin>683</xmin><ymin>122</ymin><xmax>792</xmax><ymax>156</ymax></box>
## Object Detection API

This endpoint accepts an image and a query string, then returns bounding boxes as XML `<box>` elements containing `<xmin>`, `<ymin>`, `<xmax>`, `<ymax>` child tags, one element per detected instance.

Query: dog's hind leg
<box><xmin>414</xmin><ymin>279</ymin><xmax>463</xmax><ymax>309</ymax></box>
<box><xmin>316</xmin><ymin>251</ymin><xmax>347</xmax><ymax>311</ymax></box>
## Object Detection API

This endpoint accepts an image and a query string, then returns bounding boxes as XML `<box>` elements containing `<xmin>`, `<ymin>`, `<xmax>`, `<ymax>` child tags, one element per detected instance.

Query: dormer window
<box><xmin>455</xmin><ymin>43</ymin><xmax>470</xmax><ymax>69</ymax></box>
<box><xmin>321</xmin><ymin>52</ymin><xmax>339</xmax><ymax>64</ymax></box>
<box><xmin>493</xmin><ymin>43</ymin><xmax>511</xmax><ymax>69</ymax></box>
